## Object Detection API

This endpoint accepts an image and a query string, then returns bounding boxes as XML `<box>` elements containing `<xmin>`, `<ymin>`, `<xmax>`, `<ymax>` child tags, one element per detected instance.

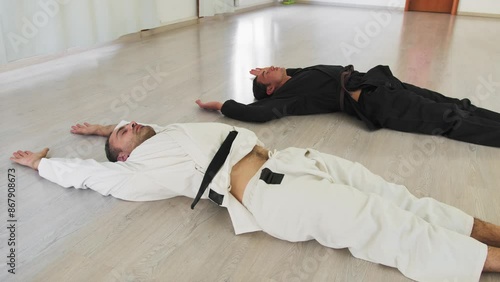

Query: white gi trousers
<box><xmin>242</xmin><ymin>147</ymin><xmax>487</xmax><ymax>282</ymax></box>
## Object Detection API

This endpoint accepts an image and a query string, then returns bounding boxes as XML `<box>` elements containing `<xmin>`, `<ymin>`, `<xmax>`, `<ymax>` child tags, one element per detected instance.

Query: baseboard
<box><xmin>457</xmin><ymin>11</ymin><xmax>500</xmax><ymax>19</ymax></box>
<box><xmin>198</xmin><ymin>1</ymin><xmax>277</xmax><ymax>19</ymax></box>
<box><xmin>125</xmin><ymin>18</ymin><xmax>200</xmax><ymax>41</ymax></box>
<box><xmin>235</xmin><ymin>2</ymin><xmax>278</xmax><ymax>14</ymax></box>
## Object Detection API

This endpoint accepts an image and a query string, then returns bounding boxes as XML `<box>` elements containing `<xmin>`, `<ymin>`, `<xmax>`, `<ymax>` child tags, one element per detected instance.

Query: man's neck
<box><xmin>276</xmin><ymin>75</ymin><xmax>291</xmax><ymax>91</ymax></box>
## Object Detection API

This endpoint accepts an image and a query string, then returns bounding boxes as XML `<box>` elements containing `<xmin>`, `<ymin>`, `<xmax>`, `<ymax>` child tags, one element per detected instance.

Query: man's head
<box><xmin>250</xmin><ymin>66</ymin><xmax>290</xmax><ymax>100</ymax></box>
<box><xmin>105</xmin><ymin>121</ymin><xmax>156</xmax><ymax>162</ymax></box>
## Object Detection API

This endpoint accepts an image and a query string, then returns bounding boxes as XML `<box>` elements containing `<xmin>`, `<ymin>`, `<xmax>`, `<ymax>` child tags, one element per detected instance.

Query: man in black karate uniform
<box><xmin>195</xmin><ymin>65</ymin><xmax>500</xmax><ymax>148</ymax></box>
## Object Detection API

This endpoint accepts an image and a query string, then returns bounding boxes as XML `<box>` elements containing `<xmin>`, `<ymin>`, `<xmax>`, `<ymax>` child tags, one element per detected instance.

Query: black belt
<box><xmin>191</xmin><ymin>130</ymin><xmax>238</xmax><ymax>209</ymax></box>
<box><xmin>339</xmin><ymin>65</ymin><xmax>354</xmax><ymax>112</ymax></box>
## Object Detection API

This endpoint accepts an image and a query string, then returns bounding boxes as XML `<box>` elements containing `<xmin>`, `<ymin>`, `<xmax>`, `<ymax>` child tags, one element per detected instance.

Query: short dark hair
<box><xmin>252</xmin><ymin>77</ymin><xmax>268</xmax><ymax>100</ymax></box>
<box><xmin>105</xmin><ymin>134</ymin><xmax>120</xmax><ymax>162</ymax></box>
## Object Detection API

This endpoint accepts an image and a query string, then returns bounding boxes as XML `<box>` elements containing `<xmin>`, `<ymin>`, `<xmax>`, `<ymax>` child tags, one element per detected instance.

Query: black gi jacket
<box><xmin>221</xmin><ymin>65</ymin><xmax>402</xmax><ymax>126</ymax></box>
<box><xmin>221</xmin><ymin>65</ymin><xmax>348</xmax><ymax>123</ymax></box>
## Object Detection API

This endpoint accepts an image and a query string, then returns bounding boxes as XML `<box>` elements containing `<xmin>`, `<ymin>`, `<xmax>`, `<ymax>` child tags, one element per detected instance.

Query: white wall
<box><xmin>238</xmin><ymin>0</ymin><xmax>275</xmax><ymax>9</ymax></box>
<box><xmin>156</xmin><ymin>0</ymin><xmax>197</xmax><ymax>25</ymax></box>
<box><xmin>155</xmin><ymin>1</ymin><xmax>276</xmax><ymax>24</ymax></box>
<box><xmin>458</xmin><ymin>0</ymin><xmax>500</xmax><ymax>15</ymax></box>
<box><xmin>0</xmin><ymin>0</ymin><xmax>162</xmax><ymax>65</ymax></box>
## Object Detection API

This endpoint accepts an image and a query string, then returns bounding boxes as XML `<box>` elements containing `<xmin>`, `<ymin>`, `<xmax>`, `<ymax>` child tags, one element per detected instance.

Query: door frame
<box><xmin>405</xmin><ymin>0</ymin><xmax>459</xmax><ymax>15</ymax></box>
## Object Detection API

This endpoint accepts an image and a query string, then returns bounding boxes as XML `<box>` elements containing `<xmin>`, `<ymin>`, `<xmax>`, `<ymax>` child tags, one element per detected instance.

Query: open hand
<box><xmin>249</xmin><ymin>68</ymin><xmax>263</xmax><ymax>76</ymax></box>
<box><xmin>70</xmin><ymin>122</ymin><xmax>116</xmax><ymax>136</ymax></box>
<box><xmin>195</xmin><ymin>99</ymin><xmax>223</xmax><ymax>111</ymax></box>
<box><xmin>10</xmin><ymin>148</ymin><xmax>49</xmax><ymax>170</ymax></box>
<box><xmin>70</xmin><ymin>122</ymin><xmax>100</xmax><ymax>135</ymax></box>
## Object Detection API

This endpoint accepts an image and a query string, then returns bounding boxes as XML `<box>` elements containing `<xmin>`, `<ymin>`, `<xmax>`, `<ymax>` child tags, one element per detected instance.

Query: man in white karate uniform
<box><xmin>10</xmin><ymin>121</ymin><xmax>500</xmax><ymax>282</ymax></box>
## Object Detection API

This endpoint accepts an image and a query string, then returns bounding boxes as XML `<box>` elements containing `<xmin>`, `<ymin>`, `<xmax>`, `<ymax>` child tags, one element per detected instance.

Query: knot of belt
<box><xmin>339</xmin><ymin>65</ymin><xmax>354</xmax><ymax>112</ymax></box>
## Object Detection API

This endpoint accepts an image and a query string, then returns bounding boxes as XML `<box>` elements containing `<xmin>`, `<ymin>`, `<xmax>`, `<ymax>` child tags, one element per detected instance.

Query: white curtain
<box><xmin>199</xmin><ymin>0</ymin><xmax>235</xmax><ymax>17</ymax></box>
<box><xmin>0</xmin><ymin>0</ymin><xmax>161</xmax><ymax>65</ymax></box>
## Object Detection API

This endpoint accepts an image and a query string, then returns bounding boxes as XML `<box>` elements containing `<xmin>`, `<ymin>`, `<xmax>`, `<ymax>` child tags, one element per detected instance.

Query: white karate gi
<box><xmin>38</xmin><ymin>121</ymin><xmax>263</xmax><ymax>234</ymax></box>
<box><xmin>37</xmin><ymin>121</ymin><xmax>488</xmax><ymax>281</ymax></box>
<box><xmin>243</xmin><ymin>147</ymin><xmax>487</xmax><ymax>282</ymax></box>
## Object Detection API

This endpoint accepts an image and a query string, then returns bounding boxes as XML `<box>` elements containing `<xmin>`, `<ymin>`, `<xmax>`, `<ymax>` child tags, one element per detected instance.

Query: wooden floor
<box><xmin>1</xmin><ymin>3</ymin><xmax>500</xmax><ymax>281</ymax></box>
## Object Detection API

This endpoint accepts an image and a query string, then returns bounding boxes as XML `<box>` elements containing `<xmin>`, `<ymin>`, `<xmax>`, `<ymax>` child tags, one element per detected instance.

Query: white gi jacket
<box><xmin>38</xmin><ymin>121</ymin><xmax>263</xmax><ymax>234</ymax></box>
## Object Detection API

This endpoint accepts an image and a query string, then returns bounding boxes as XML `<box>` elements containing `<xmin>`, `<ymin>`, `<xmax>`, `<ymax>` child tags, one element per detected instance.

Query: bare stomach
<box><xmin>230</xmin><ymin>145</ymin><xmax>269</xmax><ymax>203</ymax></box>
<box><xmin>350</xmin><ymin>89</ymin><xmax>362</xmax><ymax>102</ymax></box>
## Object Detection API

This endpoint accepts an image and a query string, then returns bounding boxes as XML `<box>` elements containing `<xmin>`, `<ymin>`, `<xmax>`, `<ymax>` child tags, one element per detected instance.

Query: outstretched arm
<box><xmin>195</xmin><ymin>99</ymin><xmax>223</xmax><ymax>111</ymax></box>
<box><xmin>197</xmin><ymin>98</ymin><xmax>278</xmax><ymax>122</ymax></box>
<box><xmin>9</xmin><ymin>146</ymin><xmax>139</xmax><ymax>199</ymax></box>
<box><xmin>70</xmin><ymin>122</ymin><xmax>117</xmax><ymax>136</ymax></box>
<box><xmin>10</xmin><ymin>148</ymin><xmax>49</xmax><ymax>170</ymax></box>
<box><xmin>221</xmin><ymin>99</ymin><xmax>288</xmax><ymax>123</ymax></box>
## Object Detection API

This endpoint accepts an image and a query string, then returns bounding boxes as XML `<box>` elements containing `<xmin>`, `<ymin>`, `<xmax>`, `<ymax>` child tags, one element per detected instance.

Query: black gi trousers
<box><xmin>353</xmin><ymin>83</ymin><xmax>500</xmax><ymax>148</ymax></box>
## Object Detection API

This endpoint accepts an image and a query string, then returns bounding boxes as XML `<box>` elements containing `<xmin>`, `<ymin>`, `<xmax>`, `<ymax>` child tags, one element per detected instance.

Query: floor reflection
<box><xmin>397</xmin><ymin>11</ymin><xmax>456</xmax><ymax>86</ymax></box>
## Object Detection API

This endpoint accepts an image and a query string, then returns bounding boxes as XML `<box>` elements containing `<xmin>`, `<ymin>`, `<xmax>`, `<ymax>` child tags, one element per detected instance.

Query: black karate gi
<box><xmin>221</xmin><ymin>65</ymin><xmax>500</xmax><ymax>148</ymax></box>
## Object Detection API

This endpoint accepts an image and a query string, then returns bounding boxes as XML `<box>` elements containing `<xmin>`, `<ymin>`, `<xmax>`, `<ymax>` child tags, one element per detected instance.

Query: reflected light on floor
<box><xmin>230</xmin><ymin>17</ymin><xmax>276</xmax><ymax>103</ymax></box>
